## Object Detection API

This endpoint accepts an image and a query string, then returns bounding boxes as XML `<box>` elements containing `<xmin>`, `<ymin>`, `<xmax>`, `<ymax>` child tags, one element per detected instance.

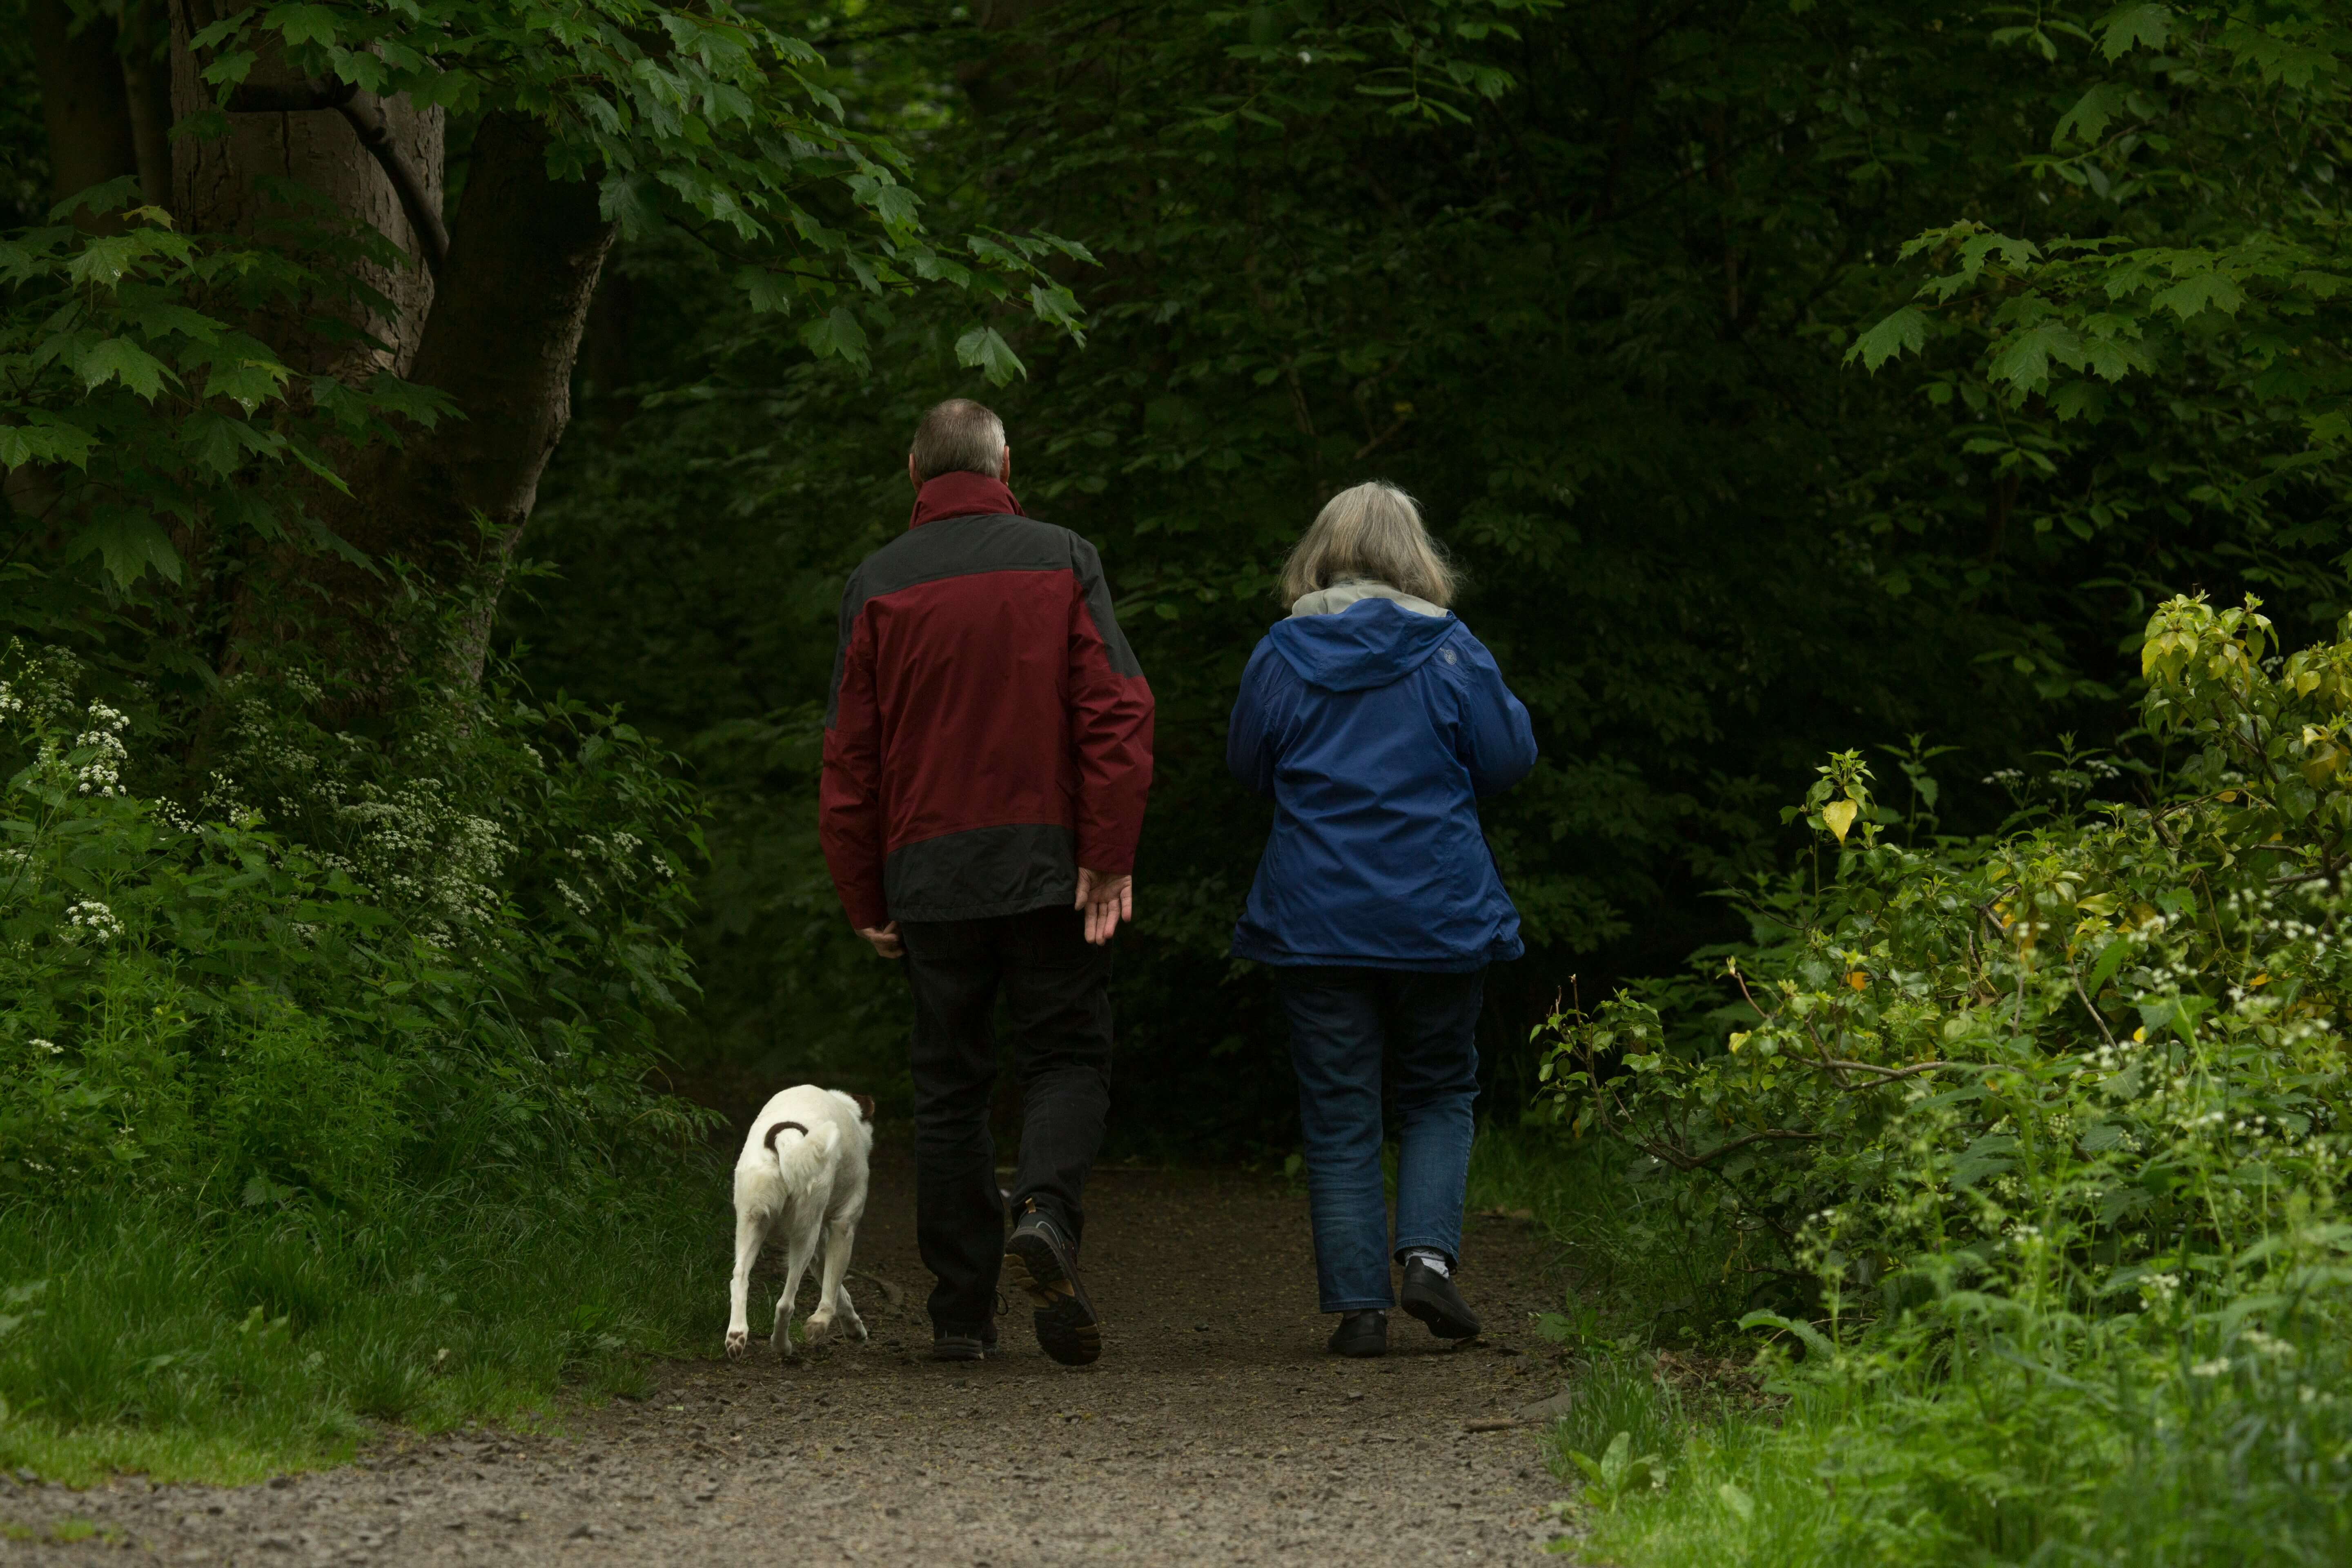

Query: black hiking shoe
<box><xmin>1002</xmin><ymin>1203</ymin><xmax>1101</xmax><ymax>1366</ymax></box>
<box><xmin>1399</xmin><ymin>1256</ymin><xmax>1481</xmax><ymax>1340</ymax></box>
<box><xmin>1327</xmin><ymin>1309</ymin><xmax>1388</xmax><ymax>1358</ymax></box>
<box><xmin>929</xmin><ymin>1328</ymin><xmax>998</xmax><ymax>1362</ymax></box>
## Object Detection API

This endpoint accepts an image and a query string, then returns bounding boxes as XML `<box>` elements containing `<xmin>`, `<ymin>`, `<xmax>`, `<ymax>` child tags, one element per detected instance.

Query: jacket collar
<box><xmin>1290</xmin><ymin>577</ymin><xmax>1449</xmax><ymax>619</ymax></box>
<box><xmin>909</xmin><ymin>471</ymin><xmax>1024</xmax><ymax>529</ymax></box>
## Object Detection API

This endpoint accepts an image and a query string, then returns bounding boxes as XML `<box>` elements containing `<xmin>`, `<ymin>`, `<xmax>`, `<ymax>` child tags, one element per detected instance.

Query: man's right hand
<box><xmin>858</xmin><ymin>921</ymin><xmax>904</xmax><ymax>959</ymax></box>
<box><xmin>1074</xmin><ymin>868</ymin><xmax>1132</xmax><ymax>945</ymax></box>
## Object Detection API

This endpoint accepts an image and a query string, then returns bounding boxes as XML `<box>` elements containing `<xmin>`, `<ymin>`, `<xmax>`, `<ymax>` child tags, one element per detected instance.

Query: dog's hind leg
<box><xmin>771</xmin><ymin>1223</ymin><xmax>819</xmax><ymax>1359</ymax></box>
<box><xmin>806</xmin><ymin>1216</ymin><xmax>867</xmax><ymax>1345</ymax></box>
<box><xmin>726</xmin><ymin>1205</ymin><xmax>768</xmax><ymax>1358</ymax></box>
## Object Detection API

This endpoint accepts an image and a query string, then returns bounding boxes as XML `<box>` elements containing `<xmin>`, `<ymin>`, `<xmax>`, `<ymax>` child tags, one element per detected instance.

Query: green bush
<box><xmin>1537</xmin><ymin>593</ymin><xmax>2352</xmax><ymax>1561</ymax></box>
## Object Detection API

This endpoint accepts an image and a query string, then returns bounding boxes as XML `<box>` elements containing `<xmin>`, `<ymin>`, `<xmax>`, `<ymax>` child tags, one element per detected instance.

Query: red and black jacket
<box><xmin>820</xmin><ymin>472</ymin><xmax>1155</xmax><ymax>930</ymax></box>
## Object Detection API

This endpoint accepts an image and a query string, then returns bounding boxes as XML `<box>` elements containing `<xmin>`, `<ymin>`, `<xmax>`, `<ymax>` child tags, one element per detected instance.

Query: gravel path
<box><xmin>2</xmin><ymin>1153</ymin><xmax>1579</xmax><ymax>1564</ymax></box>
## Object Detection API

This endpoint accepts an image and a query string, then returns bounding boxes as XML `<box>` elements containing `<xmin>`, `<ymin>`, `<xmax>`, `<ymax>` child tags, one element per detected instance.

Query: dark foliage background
<box><xmin>509</xmin><ymin>0</ymin><xmax>2352</xmax><ymax>1155</ymax></box>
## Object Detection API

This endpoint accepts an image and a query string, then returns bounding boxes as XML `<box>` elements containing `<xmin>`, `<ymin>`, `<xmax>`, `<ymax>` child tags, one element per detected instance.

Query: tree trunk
<box><xmin>166</xmin><ymin>0</ymin><xmax>442</xmax><ymax>380</ymax></box>
<box><xmin>28</xmin><ymin>0</ymin><xmax>140</xmax><ymax>216</ymax></box>
<box><xmin>151</xmin><ymin>13</ymin><xmax>610</xmax><ymax>698</ymax></box>
<box><xmin>121</xmin><ymin>49</ymin><xmax>176</xmax><ymax>212</ymax></box>
<box><xmin>315</xmin><ymin>113</ymin><xmax>617</xmax><ymax>686</ymax></box>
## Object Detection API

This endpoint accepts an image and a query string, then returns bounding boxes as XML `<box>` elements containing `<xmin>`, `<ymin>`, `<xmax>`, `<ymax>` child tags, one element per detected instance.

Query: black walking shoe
<box><xmin>1002</xmin><ymin>1203</ymin><xmax>1102</xmax><ymax>1366</ymax></box>
<box><xmin>1400</xmin><ymin>1255</ymin><xmax>1481</xmax><ymax>1340</ymax></box>
<box><xmin>1327</xmin><ymin>1309</ymin><xmax>1388</xmax><ymax>1358</ymax></box>
<box><xmin>929</xmin><ymin>1327</ymin><xmax>998</xmax><ymax>1362</ymax></box>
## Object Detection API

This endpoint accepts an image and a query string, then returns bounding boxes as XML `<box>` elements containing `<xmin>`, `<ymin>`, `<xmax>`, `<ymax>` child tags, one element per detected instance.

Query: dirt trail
<box><xmin>2</xmin><ymin>1151</ymin><xmax>1579</xmax><ymax>1564</ymax></box>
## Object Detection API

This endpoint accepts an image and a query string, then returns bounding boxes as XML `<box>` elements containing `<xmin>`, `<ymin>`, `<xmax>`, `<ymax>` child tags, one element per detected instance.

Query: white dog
<box><xmin>726</xmin><ymin>1085</ymin><xmax>875</xmax><ymax>1358</ymax></box>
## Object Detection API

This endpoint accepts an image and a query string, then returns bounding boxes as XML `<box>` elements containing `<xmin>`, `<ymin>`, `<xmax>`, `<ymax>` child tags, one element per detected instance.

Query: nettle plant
<box><xmin>1539</xmin><ymin>592</ymin><xmax>2352</xmax><ymax>1340</ymax></box>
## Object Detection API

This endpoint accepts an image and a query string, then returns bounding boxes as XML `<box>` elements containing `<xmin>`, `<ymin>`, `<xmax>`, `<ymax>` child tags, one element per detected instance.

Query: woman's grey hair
<box><xmin>1278</xmin><ymin>482</ymin><xmax>1456</xmax><ymax>608</ymax></box>
<box><xmin>910</xmin><ymin>398</ymin><xmax>1007</xmax><ymax>481</ymax></box>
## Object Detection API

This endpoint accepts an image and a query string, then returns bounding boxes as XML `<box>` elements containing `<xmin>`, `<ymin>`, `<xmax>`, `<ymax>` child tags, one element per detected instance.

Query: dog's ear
<box><xmin>852</xmin><ymin>1093</ymin><xmax>875</xmax><ymax>1123</ymax></box>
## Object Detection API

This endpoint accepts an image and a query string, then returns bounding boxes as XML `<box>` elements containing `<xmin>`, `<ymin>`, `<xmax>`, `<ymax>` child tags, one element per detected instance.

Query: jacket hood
<box><xmin>1269</xmin><ymin>594</ymin><xmax>1457</xmax><ymax>693</ymax></box>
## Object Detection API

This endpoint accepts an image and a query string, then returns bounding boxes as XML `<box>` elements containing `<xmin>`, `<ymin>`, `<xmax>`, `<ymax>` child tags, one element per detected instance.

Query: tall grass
<box><xmin>0</xmin><ymin>1170</ymin><xmax>727</xmax><ymax>1484</ymax></box>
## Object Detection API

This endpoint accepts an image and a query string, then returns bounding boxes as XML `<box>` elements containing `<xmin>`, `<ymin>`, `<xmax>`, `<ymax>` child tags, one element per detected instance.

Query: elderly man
<box><xmin>819</xmin><ymin>398</ymin><xmax>1154</xmax><ymax>1365</ymax></box>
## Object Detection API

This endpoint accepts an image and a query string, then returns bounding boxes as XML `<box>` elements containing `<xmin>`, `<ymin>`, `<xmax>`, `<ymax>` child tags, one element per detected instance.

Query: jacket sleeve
<box><xmin>1067</xmin><ymin>539</ymin><xmax>1155</xmax><ymax>874</ymax></box>
<box><xmin>819</xmin><ymin>581</ymin><xmax>891</xmax><ymax>931</ymax></box>
<box><xmin>1226</xmin><ymin>642</ymin><xmax>1283</xmax><ymax>797</ymax></box>
<box><xmin>1451</xmin><ymin>630</ymin><xmax>1539</xmax><ymax>796</ymax></box>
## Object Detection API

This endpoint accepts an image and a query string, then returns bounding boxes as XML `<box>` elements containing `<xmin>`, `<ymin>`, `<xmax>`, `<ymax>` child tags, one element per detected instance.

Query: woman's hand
<box><xmin>1075</xmin><ymin>868</ymin><xmax>1133</xmax><ymax>944</ymax></box>
<box><xmin>857</xmin><ymin>921</ymin><xmax>903</xmax><ymax>958</ymax></box>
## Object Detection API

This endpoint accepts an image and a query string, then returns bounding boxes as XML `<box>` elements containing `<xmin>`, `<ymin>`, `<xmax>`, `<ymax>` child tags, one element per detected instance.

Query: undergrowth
<box><xmin>0</xmin><ymin>635</ymin><xmax>727</xmax><ymax>1481</ymax></box>
<box><xmin>1484</xmin><ymin>597</ymin><xmax>2352</xmax><ymax>1563</ymax></box>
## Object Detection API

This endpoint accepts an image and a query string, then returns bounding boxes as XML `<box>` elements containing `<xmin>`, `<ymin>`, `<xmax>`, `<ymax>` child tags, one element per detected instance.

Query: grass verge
<box><xmin>0</xmin><ymin>1167</ymin><xmax>729</xmax><ymax>1486</ymax></box>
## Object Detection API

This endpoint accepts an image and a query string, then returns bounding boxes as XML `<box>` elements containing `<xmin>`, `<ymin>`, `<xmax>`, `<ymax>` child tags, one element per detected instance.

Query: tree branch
<box><xmin>225</xmin><ymin>79</ymin><xmax>447</xmax><ymax>276</ymax></box>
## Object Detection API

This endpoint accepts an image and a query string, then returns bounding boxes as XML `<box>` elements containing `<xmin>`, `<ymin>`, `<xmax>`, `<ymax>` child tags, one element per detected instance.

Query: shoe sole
<box><xmin>1003</xmin><ymin>1231</ymin><xmax>1102</xmax><ymax>1366</ymax></box>
<box><xmin>1401</xmin><ymin>1290</ymin><xmax>1481</xmax><ymax>1341</ymax></box>
<box><xmin>929</xmin><ymin>1342</ymin><xmax>989</xmax><ymax>1362</ymax></box>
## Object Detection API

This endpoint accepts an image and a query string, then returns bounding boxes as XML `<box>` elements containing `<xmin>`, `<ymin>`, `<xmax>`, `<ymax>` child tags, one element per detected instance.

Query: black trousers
<box><xmin>900</xmin><ymin>904</ymin><xmax>1114</xmax><ymax>1334</ymax></box>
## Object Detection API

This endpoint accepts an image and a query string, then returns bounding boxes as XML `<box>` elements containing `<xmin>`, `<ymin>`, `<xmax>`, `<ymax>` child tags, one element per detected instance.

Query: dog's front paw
<box><xmin>846</xmin><ymin>1316</ymin><xmax>870</xmax><ymax>1343</ymax></box>
<box><xmin>726</xmin><ymin>1328</ymin><xmax>749</xmax><ymax>1358</ymax></box>
<box><xmin>802</xmin><ymin>1313</ymin><xmax>834</xmax><ymax>1348</ymax></box>
<box><xmin>772</xmin><ymin>1328</ymin><xmax>798</xmax><ymax>1360</ymax></box>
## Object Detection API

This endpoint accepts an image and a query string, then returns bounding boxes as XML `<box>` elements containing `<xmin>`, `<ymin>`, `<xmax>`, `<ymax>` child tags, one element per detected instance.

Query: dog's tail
<box><xmin>762</xmin><ymin>1118</ymin><xmax>840</xmax><ymax>1200</ymax></box>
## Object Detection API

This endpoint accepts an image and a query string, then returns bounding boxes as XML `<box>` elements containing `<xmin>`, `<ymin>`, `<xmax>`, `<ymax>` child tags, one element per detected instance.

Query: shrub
<box><xmin>0</xmin><ymin>640</ymin><xmax>710</xmax><ymax>1209</ymax></box>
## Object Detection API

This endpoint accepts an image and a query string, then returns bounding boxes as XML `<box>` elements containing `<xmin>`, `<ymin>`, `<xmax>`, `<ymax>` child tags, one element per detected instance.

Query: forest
<box><xmin>4</xmin><ymin>0</ymin><xmax>2352</xmax><ymax>1561</ymax></box>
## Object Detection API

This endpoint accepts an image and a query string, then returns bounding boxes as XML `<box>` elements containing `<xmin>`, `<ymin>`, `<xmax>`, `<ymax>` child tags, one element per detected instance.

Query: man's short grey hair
<box><xmin>1279</xmin><ymin>482</ymin><xmax>1457</xmax><ymax>608</ymax></box>
<box><xmin>910</xmin><ymin>398</ymin><xmax>1008</xmax><ymax>482</ymax></box>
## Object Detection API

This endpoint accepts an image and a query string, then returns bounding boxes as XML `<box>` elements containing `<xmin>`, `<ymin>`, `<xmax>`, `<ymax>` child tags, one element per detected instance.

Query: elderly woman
<box><xmin>1227</xmin><ymin>481</ymin><xmax>1538</xmax><ymax>1358</ymax></box>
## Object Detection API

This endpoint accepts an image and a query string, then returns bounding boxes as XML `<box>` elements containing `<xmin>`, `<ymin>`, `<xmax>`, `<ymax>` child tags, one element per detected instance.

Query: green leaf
<box><xmin>955</xmin><ymin>325</ymin><xmax>1026</xmax><ymax>385</ymax></box>
<box><xmin>74</xmin><ymin>338</ymin><xmax>174</xmax><ymax>399</ymax></box>
<box><xmin>2097</xmin><ymin>3</ymin><xmax>2171</xmax><ymax>58</ymax></box>
<box><xmin>67</xmin><ymin>236</ymin><xmax>151</xmax><ymax>290</ymax></box>
<box><xmin>2054</xmin><ymin>83</ymin><xmax>2129</xmax><ymax>147</ymax></box>
<box><xmin>1844</xmin><ymin>306</ymin><xmax>1927</xmax><ymax>372</ymax></box>
<box><xmin>67</xmin><ymin>508</ymin><xmax>185</xmax><ymax>587</ymax></box>
<box><xmin>1990</xmin><ymin>323</ymin><xmax>2085</xmax><ymax>389</ymax></box>
<box><xmin>2151</xmin><ymin>271</ymin><xmax>2245</xmax><ymax>319</ymax></box>
<box><xmin>202</xmin><ymin>359</ymin><xmax>291</xmax><ymax>414</ymax></box>
<box><xmin>1738</xmin><ymin>1308</ymin><xmax>1836</xmax><ymax>1362</ymax></box>
<box><xmin>49</xmin><ymin>176</ymin><xmax>141</xmax><ymax>225</ymax></box>
<box><xmin>734</xmin><ymin>267</ymin><xmax>799</xmax><ymax>314</ymax></box>
<box><xmin>800</xmin><ymin>306</ymin><xmax>871</xmax><ymax>368</ymax></box>
<box><xmin>0</xmin><ymin>419</ymin><xmax>98</xmax><ymax>470</ymax></box>
<box><xmin>2086</xmin><ymin>937</ymin><xmax>2133</xmax><ymax>996</ymax></box>
<box><xmin>271</xmin><ymin>5</ymin><xmax>341</xmax><ymax>47</ymax></box>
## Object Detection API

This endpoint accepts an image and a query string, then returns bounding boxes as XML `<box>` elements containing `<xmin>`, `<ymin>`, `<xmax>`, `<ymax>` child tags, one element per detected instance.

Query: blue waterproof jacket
<box><xmin>1227</xmin><ymin>587</ymin><xmax>1538</xmax><ymax>970</ymax></box>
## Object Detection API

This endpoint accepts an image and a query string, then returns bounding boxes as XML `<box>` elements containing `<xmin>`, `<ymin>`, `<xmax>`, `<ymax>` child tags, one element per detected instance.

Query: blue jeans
<box><xmin>1276</xmin><ymin>966</ymin><xmax>1484</xmax><ymax>1313</ymax></box>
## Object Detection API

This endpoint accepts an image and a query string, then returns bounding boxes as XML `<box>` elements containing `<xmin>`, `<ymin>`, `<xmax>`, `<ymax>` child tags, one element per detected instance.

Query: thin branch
<box><xmin>1645</xmin><ymin>1127</ymin><xmax>1821</xmax><ymax>1172</ymax></box>
<box><xmin>1818</xmin><ymin>1058</ymin><xmax>1957</xmax><ymax>1085</ymax></box>
<box><xmin>2070</xmin><ymin>969</ymin><xmax>2120</xmax><ymax>1049</ymax></box>
<box><xmin>1353</xmin><ymin>412</ymin><xmax>1410</xmax><ymax>461</ymax></box>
